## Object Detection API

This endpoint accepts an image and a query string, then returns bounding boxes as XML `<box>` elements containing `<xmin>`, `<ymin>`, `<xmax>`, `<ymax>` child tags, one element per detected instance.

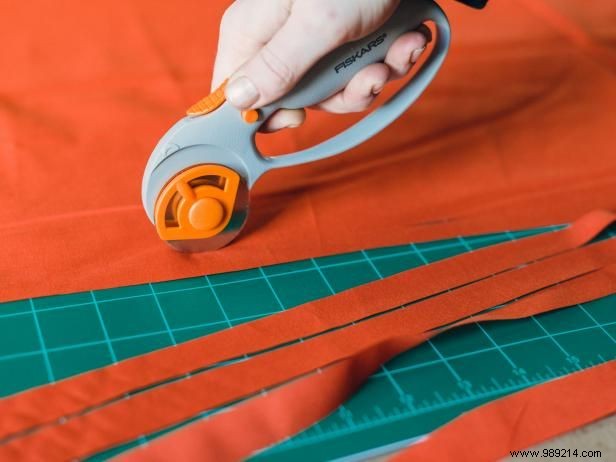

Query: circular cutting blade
<box><xmin>144</xmin><ymin>141</ymin><xmax>255</xmax><ymax>253</ymax></box>
<box><xmin>164</xmin><ymin>175</ymin><xmax>250</xmax><ymax>253</ymax></box>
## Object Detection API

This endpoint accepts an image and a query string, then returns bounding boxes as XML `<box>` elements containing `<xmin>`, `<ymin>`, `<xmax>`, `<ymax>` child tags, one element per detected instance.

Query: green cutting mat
<box><xmin>1</xmin><ymin>227</ymin><xmax>614</xmax><ymax>461</ymax></box>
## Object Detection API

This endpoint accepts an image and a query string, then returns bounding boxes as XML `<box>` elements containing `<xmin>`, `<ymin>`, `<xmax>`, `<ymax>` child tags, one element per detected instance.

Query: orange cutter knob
<box><xmin>154</xmin><ymin>165</ymin><xmax>240</xmax><ymax>241</ymax></box>
<box><xmin>188</xmin><ymin>197</ymin><xmax>225</xmax><ymax>230</ymax></box>
<box><xmin>241</xmin><ymin>109</ymin><xmax>260</xmax><ymax>123</ymax></box>
<box><xmin>186</xmin><ymin>80</ymin><xmax>228</xmax><ymax>117</ymax></box>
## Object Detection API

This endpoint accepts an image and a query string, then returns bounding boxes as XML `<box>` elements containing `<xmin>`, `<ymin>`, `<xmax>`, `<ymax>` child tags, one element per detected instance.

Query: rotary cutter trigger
<box><xmin>142</xmin><ymin>0</ymin><xmax>451</xmax><ymax>252</ymax></box>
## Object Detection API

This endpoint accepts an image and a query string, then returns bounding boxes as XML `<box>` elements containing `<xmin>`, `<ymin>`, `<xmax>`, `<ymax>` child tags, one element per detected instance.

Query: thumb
<box><xmin>224</xmin><ymin>4</ymin><xmax>349</xmax><ymax>109</ymax></box>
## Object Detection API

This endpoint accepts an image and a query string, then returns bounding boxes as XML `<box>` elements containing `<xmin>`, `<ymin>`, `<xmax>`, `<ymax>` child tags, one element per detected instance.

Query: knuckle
<box><xmin>258</xmin><ymin>45</ymin><xmax>295</xmax><ymax>92</ymax></box>
<box><xmin>315</xmin><ymin>1</ymin><xmax>343</xmax><ymax>22</ymax></box>
<box><xmin>293</xmin><ymin>1</ymin><xmax>349</xmax><ymax>43</ymax></box>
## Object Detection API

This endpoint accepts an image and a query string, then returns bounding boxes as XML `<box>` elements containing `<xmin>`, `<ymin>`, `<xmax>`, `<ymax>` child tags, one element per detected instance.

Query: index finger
<box><xmin>212</xmin><ymin>0</ymin><xmax>292</xmax><ymax>89</ymax></box>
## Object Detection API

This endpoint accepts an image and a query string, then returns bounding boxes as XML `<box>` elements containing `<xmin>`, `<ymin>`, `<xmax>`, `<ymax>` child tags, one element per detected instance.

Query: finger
<box><xmin>224</xmin><ymin>2</ymin><xmax>355</xmax><ymax>109</ymax></box>
<box><xmin>316</xmin><ymin>63</ymin><xmax>390</xmax><ymax>113</ymax></box>
<box><xmin>212</xmin><ymin>0</ymin><xmax>292</xmax><ymax>90</ymax></box>
<box><xmin>384</xmin><ymin>24</ymin><xmax>432</xmax><ymax>79</ymax></box>
<box><xmin>260</xmin><ymin>109</ymin><xmax>307</xmax><ymax>133</ymax></box>
<box><xmin>316</xmin><ymin>25</ymin><xmax>431</xmax><ymax>113</ymax></box>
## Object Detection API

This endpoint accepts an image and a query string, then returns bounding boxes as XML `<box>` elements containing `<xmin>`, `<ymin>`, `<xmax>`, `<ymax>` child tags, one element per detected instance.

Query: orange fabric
<box><xmin>2</xmin><ymin>239</ymin><xmax>614</xmax><ymax>461</ymax></box>
<box><xmin>1</xmin><ymin>0</ymin><xmax>615</xmax><ymax>302</ymax></box>
<box><xmin>390</xmin><ymin>361</ymin><xmax>616</xmax><ymax>462</ymax></box>
<box><xmin>119</xmin><ymin>266</ymin><xmax>616</xmax><ymax>462</ymax></box>
<box><xmin>0</xmin><ymin>210</ymin><xmax>611</xmax><ymax>441</ymax></box>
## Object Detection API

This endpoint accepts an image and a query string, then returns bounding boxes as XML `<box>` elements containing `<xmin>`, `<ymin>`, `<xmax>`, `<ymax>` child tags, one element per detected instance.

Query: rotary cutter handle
<box><xmin>142</xmin><ymin>0</ymin><xmax>451</xmax><ymax>252</ymax></box>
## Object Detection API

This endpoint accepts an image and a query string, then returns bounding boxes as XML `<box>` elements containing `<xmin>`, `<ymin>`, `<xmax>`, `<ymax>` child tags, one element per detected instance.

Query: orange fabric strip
<box><xmin>2</xmin><ymin>239</ymin><xmax>614</xmax><ymax>461</ymax></box>
<box><xmin>1</xmin><ymin>210</ymin><xmax>611</xmax><ymax>441</ymax></box>
<box><xmin>119</xmin><ymin>266</ymin><xmax>616</xmax><ymax>462</ymax></box>
<box><xmin>389</xmin><ymin>360</ymin><xmax>616</xmax><ymax>462</ymax></box>
<box><xmin>1</xmin><ymin>0</ymin><xmax>615</xmax><ymax>302</ymax></box>
<box><xmin>469</xmin><ymin>266</ymin><xmax>616</xmax><ymax>325</ymax></box>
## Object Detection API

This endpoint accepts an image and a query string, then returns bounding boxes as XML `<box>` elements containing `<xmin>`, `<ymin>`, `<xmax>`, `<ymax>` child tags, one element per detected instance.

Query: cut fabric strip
<box><xmin>1</xmin><ymin>210</ymin><xmax>612</xmax><ymax>441</ymax></box>
<box><xmin>468</xmin><ymin>265</ymin><xmax>616</xmax><ymax>325</ymax></box>
<box><xmin>2</xmin><ymin>238</ymin><xmax>614</xmax><ymax>461</ymax></box>
<box><xmin>389</xmin><ymin>360</ymin><xmax>616</xmax><ymax>462</ymax></box>
<box><xmin>119</xmin><ymin>265</ymin><xmax>616</xmax><ymax>462</ymax></box>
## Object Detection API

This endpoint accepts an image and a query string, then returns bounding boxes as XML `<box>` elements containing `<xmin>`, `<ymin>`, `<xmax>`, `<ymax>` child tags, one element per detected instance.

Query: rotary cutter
<box><xmin>142</xmin><ymin>0</ymin><xmax>451</xmax><ymax>252</ymax></box>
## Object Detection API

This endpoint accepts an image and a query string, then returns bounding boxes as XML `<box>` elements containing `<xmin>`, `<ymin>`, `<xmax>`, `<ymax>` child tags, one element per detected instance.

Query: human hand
<box><xmin>213</xmin><ymin>0</ymin><xmax>431</xmax><ymax>132</ymax></box>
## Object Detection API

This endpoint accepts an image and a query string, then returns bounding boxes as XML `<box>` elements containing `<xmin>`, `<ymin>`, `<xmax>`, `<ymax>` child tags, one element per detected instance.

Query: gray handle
<box><xmin>253</xmin><ymin>0</ymin><xmax>450</xmax><ymax>170</ymax></box>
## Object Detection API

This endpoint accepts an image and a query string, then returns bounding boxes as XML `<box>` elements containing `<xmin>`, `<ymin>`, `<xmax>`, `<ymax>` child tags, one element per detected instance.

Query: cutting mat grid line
<box><xmin>0</xmin><ymin>226</ymin><xmax>614</xmax><ymax>462</ymax></box>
